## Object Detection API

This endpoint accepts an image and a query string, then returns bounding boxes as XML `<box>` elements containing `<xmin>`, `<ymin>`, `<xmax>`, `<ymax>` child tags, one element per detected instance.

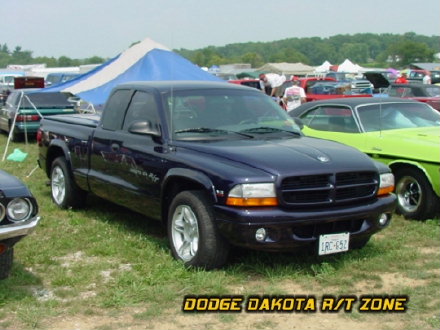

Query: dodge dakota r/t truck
<box><xmin>37</xmin><ymin>81</ymin><xmax>396</xmax><ymax>269</ymax></box>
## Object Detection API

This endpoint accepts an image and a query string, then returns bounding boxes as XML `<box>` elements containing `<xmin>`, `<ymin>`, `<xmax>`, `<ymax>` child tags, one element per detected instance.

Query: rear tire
<box><xmin>394</xmin><ymin>167</ymin><xmax>438</xmax><ymax>220</ymax></box>
<box><xmin>168</xmin><ymin>190</ymin><xmax>229</xmax><ymax>269</ymax></box>
<box><xmin>50</xmin><ymin>157</ymin><xmax>87</xmax><ymax>209</ymax></box>
<box><xmin>0</xmin><ymin>248</ymin><xmax>14</xmax><ymax>280</ymax></box>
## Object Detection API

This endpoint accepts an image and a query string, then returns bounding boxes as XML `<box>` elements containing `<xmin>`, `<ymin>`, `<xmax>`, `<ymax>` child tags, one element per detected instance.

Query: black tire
<box><xmin>394</xmin><ymin>167</ymin><xmax>438</xmax><ymax>220</ymax></box>
<box><xmin>50</xmin><ymin>156</ymin><xmax>87</xmax><ymax>209</ymax></box>
<box><xmin>0</xmin><ymin>248</ymin><xmax>14</xmax><ymax>280</ymax></box>
<box><xmin>167</xmin><ymin>190</ymin><xmax>230</xmax><ymax>269</ymax></box>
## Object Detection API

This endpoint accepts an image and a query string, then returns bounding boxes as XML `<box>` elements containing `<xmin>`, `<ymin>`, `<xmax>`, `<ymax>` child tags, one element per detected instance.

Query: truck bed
<box><xmin>43</xmin><ymin>113</ymin><xmax>100</xmax><ymax>128</ymax></box>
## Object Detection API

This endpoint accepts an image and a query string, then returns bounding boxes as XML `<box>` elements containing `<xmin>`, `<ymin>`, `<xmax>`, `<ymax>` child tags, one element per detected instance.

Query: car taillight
<box><xmin>15</xmin><ymin>115</ymin><xmax>40</xmax><ymax>122</ymax></box>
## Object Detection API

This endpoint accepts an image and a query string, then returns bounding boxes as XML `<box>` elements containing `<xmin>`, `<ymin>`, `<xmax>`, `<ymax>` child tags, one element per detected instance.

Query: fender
<box><xmin>161</xmin><ymin>167</ymin><xmax>218</xmax><ymax>203</ymax></box>
<box><xmin>46</xmin><ymin>139</ymin><xmax>71</xmax><ymax>172</ymax></box>
<box><xmin>389</xmin><ymin>159</ymin><xmax>440</xmax><ymax>197</ymax></box>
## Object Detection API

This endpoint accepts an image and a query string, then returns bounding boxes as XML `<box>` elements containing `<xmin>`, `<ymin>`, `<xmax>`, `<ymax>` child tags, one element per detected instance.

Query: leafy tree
<box><xmin>11</xmin><ymin>46</ymin><xmax>33</xmax><ymax>64</ymax></box>
<box><xmin>57</xmin><ymin>56</ymin><xmax>76</xmax><ymax>67</ymax></box>
<box><xmin>386</xmin><ymin>40</ymin><xmax>434</xmax><ymax>66</ymax></box>
<box><xmin>240</xmin><ymin>52</ymin><xmax>264</xmax><ymax>68</ymax></box>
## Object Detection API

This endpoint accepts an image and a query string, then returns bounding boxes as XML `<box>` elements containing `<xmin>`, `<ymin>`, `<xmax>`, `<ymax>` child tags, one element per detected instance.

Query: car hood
<box><xmin>178</xmin><ymin>136</ymin><xmax>377</xmax><ymax>177</ymax></box>
<box><xmin>364</xmin><ymin>73</ymin><xmax>390</xmax><ymax>89</ymax></box>
<box><xmin>0</xmin><ymin>170</ymin><xmax>31</xmax><ymax>198</ymax></box>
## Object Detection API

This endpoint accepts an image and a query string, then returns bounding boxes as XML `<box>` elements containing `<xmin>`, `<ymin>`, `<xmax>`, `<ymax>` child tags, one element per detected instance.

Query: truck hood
<box><xmin>177</xmin><ymin>136</ymin><xmax>377</xmax><ymax>177</ymax></box>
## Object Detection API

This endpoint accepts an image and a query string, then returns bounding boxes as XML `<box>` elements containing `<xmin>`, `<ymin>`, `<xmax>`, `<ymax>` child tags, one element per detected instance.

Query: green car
<box><xmin>290</xmin><ymin>97</ymin><xmax>440</xmax><ymax>220</ymax></box>
<box><xmin>0</xmin><ymin>89</ymin><xmax>77</xmax><ymax>141</ymax></box>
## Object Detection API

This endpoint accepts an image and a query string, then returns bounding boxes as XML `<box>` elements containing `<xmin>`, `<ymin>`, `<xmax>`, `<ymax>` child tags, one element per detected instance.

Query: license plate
<box><xmin>318</xmin><ymin>232</ymin><xmax>350</xmax><ymax>255</ymax></box>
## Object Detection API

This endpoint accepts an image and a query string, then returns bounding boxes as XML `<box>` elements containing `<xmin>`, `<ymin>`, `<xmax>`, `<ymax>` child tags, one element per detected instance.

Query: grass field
<box><xmin>0</xmin><ymin>135</ymin><xmax>439</xmax><ymax>330</ymax></box>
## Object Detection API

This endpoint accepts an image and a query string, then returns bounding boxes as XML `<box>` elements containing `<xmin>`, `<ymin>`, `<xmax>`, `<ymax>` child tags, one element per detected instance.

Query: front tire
<box><xmin>50</xmin><ymin>157</ymin><xmax>87</xmax><ymax>209</ymax></box>
<box><xmin>168</xmin><ymin>190</ymin><xmax>229</xmax><ymax>269</ymax></box>
<box><xmin>0</xmin><ymin>248</ymin><xmax>14</xmax><ymax>280</ymax></box>
<box><xmin>394</xmin><ymin>167</ymin><xmax>438</xmax><ymax>220</ymax></box>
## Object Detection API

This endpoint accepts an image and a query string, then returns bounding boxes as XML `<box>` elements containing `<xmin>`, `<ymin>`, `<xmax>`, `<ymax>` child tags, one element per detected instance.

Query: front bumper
<box><xmin>214</xmin><ymin>195</ymin><xmax>396</xmax><ymax>251</ymax></box>
<box><xmin>0</xmin><ymin>216</ymin><xmax>41</xmax><ymax>242</ymax></box>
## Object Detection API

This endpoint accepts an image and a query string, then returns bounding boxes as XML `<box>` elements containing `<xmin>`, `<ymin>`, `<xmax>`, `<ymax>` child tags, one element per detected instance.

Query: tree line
<box><xmin>0</xmin><ymin>45</ymin><xmax>106</xmax><ymax>69</ymax></box>
<box><xmin>176</xmin><ymin>32</ymin><xmax>439</xmax><ymax>69</ymax></box>
<box><xmin>1</xmin><ymin>32</ymin><xmax>439</xmax><ymax>70</ymax></box>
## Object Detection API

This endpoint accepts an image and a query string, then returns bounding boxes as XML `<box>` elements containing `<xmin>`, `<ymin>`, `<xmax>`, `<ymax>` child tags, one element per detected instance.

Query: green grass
<box><xmin>0</xmin><ymin>135</ymin><xmax>439</xmax><ymax>329</ymax></box>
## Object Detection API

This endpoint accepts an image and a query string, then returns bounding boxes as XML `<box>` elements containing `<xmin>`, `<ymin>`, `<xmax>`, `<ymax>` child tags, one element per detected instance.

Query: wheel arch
<box><xmin>160</xmin><ymin>168</ymin><xmax>217</xmax><ymax>224</ymax></box>
<box><xmin>388</xmin><ymin>160</ymin><xmax>439</xmax><ymax>197</ymax></box>
<box><xmin>45</xmin><ymin>141</ymin><xmax>71</xmax><ymax>178</ymax></box>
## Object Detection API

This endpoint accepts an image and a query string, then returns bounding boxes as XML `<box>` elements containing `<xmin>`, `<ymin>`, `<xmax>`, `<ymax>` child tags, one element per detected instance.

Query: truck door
<box><xmin>89</xmin><ymin>89</ymin><xmax>133</xmax><ymax>202</ymax></box>
<box><xmin>90</xmin><ymin>89</ymin><xmax>165</xmax><ymax>220</ymax></box>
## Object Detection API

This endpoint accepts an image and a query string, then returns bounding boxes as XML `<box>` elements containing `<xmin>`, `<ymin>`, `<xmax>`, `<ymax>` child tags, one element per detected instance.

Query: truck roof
<box><xmin>115</xmin><ymin>80</ymin><xmax>249</xmax><ymax>93</ymax></box>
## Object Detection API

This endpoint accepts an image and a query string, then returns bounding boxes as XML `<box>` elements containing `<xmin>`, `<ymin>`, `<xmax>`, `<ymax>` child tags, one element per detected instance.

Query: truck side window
<box><xmin>101</xmin><ymin>89</ymin><xmax>132</xmax><ymax>131</ymax></box>
<box><xmin>123</xmin><ymin>91</ymin><xmax>160</xmax><ymax>134</ymax></box>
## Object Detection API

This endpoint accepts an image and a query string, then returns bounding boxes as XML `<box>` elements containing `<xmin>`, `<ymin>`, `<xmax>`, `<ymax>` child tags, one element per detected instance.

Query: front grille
<box><xmin>292</xmin><ymin>219</ymin><xmax>365</xmax><ymax>239</ymax></box>
<box><xmin>281</xmin><ymin>171</ymin><xmax>378</xmax><ymax>207</ymax></box>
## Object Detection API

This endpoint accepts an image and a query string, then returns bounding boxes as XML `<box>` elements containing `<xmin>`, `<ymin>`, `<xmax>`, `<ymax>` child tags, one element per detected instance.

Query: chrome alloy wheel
<box><xmin>51</xmin><ymin>166</ymin><xmax>66</xmax><ymax>205</ymax></box>
<box><xmin>396</xmin><ymin>175</ymin><xmax>423</xmax><ymax>214</ymax></box>
<box><xmin>171</xmin><ymin>205</ymin><xmax>200</xmax><ymax>261</ymax></box>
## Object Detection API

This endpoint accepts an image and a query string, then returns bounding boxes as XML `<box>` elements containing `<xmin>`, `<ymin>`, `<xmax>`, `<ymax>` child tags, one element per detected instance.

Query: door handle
<box><xmin>111</xmin><ymin>143</ymin><xmax>120</xmax><ymax>151</ymax></box>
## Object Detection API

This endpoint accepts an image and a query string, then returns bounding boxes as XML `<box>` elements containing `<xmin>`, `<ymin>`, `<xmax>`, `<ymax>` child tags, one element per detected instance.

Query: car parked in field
<box><xmin>325</xmin><ymin>72</ymin><xmax>374</xmax><ymax>95</ymax></box>
<box><xmin>45</xmin><ymin>72</ymin><xmax>80</xmax><ymax>87</ymax></box>
<box><xmin>386</xmin><ymin>83</ymin><xmax>440</xmax><ymax>111</ymax></box>
<box><xmin>0</xmin><ymin>170</ymin><xmax>40</xmax><ymax>279</ymax></box>
<box><xmin>289</xmin><ymin>97</ymin><xmax>440</xmax><ymax>220</ymax></box>
<box><xmin>0</xmin><ymin>89</ymin><xmax>78</xmax><ymax>140</ymax></box>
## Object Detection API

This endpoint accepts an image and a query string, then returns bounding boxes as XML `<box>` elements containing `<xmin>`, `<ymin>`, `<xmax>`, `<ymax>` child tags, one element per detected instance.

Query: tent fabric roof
<box><xmin>337</xmin><ymin>59</ymin><xmax>363</xmax><ymax>73</ymax></box>
<box><xmin>42</xmin><ymin>38</ymin><xmax>223</xmax><ymax>106</ymax></box>
<box><xmin>256</xmin><ymin>62</ymin><xmax>315</xmax><ymax>75</ymax></box>
<box><xmin>314</xmin><ymin>61</ymin><xmax>332</xmax><ymax>73</ymax></box>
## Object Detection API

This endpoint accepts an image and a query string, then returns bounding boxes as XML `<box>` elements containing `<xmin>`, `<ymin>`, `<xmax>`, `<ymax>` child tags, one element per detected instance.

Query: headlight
<box><xmin>226</xmin><ymin>183</ymin><xmax>278</xmax><ymax>206</ymax></box>
<box><xmin>378</xmin><ymin>173</ymin><xmax>394</xmax><ymax>196</ymax></box>
<box><xmin>7</xmin><ymin>198</ymin><xmax>33</xmax><ymax>222</ymax></box>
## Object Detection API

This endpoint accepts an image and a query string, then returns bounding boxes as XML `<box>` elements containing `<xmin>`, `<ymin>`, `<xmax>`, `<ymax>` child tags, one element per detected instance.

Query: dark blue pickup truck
<box><xmin>37</xmin><ymin>81</ymin><xmax>396</xmax><ymax>269</ymax></box>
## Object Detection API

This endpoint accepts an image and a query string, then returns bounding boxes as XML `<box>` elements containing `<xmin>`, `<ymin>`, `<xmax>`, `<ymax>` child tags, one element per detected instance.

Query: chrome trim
<box><xmin>0</xmin><ymin>203</ymin><xmax>5</xmax><ymax>222</ymax></box>
<box><xmin>0</xmin><ymin>216</ymin><xmax>40</xmax><ymax>240</ymax></box>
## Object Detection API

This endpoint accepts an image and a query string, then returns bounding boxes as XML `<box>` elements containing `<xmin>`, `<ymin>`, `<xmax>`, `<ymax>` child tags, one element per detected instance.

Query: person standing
<box><xmin>283</xmin><ymin>78</ymin><xmax>306</xmax><ymax>112</ymax></box>
<box><xmin>395</xmin><ymin>72</ymin><xmax>409</xmax><ymax>84</ymax></box>
<box><xmin>423</xmin><ymin>72</ymin><xmax>432</xmax><ymax>84</ymax></box>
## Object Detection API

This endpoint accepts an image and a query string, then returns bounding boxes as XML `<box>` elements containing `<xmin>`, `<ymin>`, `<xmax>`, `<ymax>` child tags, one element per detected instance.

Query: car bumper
<box><xmin>214</xmin><ymin>195</ymin><xmax>396</xmax><ymax>251</ymax></box>
<box><xmin>0</xmin><ymin>216</ymin><xmax>41</xmax><ymax>242</ymax></box>
<box><xmin>14</xmin><ymin>122</ymin><xmax>40</xmax><ymax>133</ymax></box>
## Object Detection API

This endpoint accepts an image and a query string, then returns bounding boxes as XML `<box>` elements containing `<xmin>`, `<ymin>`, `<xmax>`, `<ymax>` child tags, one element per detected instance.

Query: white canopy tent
<box><xmin>338</xmin><ymin>59</ymin><xmax>364</xmax><ymax>73</ymax></box>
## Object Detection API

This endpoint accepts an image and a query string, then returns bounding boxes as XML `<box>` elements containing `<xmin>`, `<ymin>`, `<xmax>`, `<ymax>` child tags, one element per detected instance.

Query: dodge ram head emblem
<box><xmin>317</xmin><ymin>155</ymin><xmax>330</xmax><ymax>163</ymax></box>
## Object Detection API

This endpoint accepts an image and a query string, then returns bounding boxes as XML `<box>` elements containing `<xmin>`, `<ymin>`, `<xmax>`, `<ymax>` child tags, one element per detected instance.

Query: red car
<box><xmin>386</xmin><ymin>83</ymin><xmax>440</xmax><ymax>111</ymax></box>
<box><xmin>228</xmin><ymin>79</ymin><xmax>262</xmax><ymax>90</ymax></box>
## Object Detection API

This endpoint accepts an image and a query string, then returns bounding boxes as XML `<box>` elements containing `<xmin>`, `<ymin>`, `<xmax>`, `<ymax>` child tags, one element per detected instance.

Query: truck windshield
<box><xmin>165</xmin><ymin>89</ymin><xmax>301</xmax><ymax>140</ymax></box>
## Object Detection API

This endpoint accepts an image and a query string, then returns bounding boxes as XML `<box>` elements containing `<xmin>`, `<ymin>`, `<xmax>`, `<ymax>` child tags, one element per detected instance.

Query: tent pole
<box><xmin>1</xmin><ymin>91</ymin><xmax>24</xmax><ymax>161</ymax></box>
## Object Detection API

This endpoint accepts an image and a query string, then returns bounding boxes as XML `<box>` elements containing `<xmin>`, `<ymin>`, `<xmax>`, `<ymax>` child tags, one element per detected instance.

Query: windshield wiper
<box><xmin>240</xmin><ymin>126</ymin><xmax>301</xmax><ymax>136</ymax></box>
<box><xmin>174</xmin><ymin>127</ymin><xmax>254</xmax><ymax>138</ymax></box>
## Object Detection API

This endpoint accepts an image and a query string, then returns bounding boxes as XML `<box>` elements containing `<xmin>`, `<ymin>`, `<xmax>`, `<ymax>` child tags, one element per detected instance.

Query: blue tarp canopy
<box><xmin>42</xmin><ymin>38</ymin><xmax>223</xmax><ymax>107</ymax></box>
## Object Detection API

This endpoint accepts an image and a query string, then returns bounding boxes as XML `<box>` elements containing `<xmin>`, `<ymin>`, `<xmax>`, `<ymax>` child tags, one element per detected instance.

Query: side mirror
<box><xmin>128</xmin><ymin>120</ymin><xmax>160</xmax><ymax>136</ymax></box>
<box><xmin>292</xmin><ymin>117</ymin><xmax>304</xmax><ymax>130</ymax></box>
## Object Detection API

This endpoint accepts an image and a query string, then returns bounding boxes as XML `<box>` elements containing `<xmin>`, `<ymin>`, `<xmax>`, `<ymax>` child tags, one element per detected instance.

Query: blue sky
<box><xmin>2</xmin><ymin>0</ymin><xmax>439</xmax><ymax>59</ymax></box>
